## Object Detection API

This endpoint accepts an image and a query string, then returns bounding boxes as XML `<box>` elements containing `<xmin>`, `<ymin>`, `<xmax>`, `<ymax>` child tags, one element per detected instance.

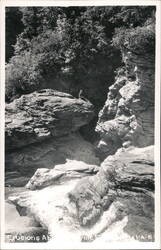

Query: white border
<box><xmin>0</xmin><ymin>0</ymin><xmax>160</xmax><ymax>6</ymax></box>
<box><xmin>0</xmin><ymin>0</ymin><xmax>160</xmax><ymax>249</ymax></box>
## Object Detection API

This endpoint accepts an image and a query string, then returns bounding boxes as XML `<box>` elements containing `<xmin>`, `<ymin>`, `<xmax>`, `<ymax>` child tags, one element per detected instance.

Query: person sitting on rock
<box><xmin>78</xmin><ymin>89</ymin><xmax>89</xmax><ymax>102</ymax></box>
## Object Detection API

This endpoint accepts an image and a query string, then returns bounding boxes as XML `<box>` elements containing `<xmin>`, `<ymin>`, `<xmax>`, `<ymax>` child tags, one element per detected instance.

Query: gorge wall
<box><xmin>96</xmin><ymin>35</ymin><xmax>155</xmax><ymax>159</ymax></box>
<box><xmin>65</xmin><ymin>31</ymin><xmax>155</xmax><ymax>242</ymax></box>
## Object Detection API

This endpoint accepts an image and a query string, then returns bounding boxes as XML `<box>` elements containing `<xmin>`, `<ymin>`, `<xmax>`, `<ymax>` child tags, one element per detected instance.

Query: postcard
<box><xmin>0</xmin><ymin>0</ymin><xmax>160</xmax><ymax>249</ymax></box>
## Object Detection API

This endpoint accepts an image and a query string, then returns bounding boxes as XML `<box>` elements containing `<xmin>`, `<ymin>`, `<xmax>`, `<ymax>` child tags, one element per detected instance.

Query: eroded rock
<box><xmin>69</xmin><ymin>146</ymin><xmax>154</xmax><ymax>240</ymax></box>
<box><xmin>96</xmin><ymin>42</ymin><xmax>155</xmax><ymax>158</ymax></box>
<box><xmin>5</xmin><ymin>133</ymin><xmax>100</xmax><ymax>180</ymax></box>
<box><xmin>7</xmin><ymin>146</ymin><xmax>154</xmax><ymax>243</ymax></box>
<box><xmin>26</xmin><ymin>160</ymin><xmax>99</xmax><ymax>190</ymax></box>
<box><xmin>5</xmin><ymin>89</ymin><xmax>94</xmax><ymax>151</ymax></box>
<box><xmin>80</xmin><ymin>201</ymin><xmax>128</xmax><ymax>242</ymax></box>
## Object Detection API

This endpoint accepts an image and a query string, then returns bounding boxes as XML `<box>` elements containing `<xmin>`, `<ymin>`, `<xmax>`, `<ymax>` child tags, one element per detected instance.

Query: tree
<box><xmin>5</xmin><ymin>6</ymin><xmax>155</xmax><ymax>107</ymax></box>
<box><xmin>5</xmin><ymin>7</ymin><xmax>24</xmax><ymax>61</ymax></box>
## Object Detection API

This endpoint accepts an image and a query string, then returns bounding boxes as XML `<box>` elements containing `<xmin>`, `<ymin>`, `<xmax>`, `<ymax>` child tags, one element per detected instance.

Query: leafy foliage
<box><xmin>113</xmin><ymin>23</ymin><xmax>155</xmax><ymax>54</ymax></box>
<box><xmin>5</xmin><ymin>6</ymin><xmax>156</xmax><ymax>104</ymax></box>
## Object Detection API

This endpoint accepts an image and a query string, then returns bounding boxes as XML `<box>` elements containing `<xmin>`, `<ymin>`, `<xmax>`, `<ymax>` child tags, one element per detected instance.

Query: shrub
<box><xmin>5</xmin><ymin>24</ymin><xmax>71</xmax><ymax>101</ymax></box>
<box><xmin>5</xmin><ymin>52</ymin><xmax>43</xmax><ymax>101</ymax></box>
<box><xmin>113</xmin><ymin>24</ymin><xmax>155</xmax><ymax>54</ymax></box>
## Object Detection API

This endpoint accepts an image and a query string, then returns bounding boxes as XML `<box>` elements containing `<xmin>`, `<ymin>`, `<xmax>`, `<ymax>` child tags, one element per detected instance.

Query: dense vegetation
<box><xmin>6</xmin><ymin>7</ymin><xmax>24</xmax><ymax>62</ymax></box>
<box><xmin>6</xmin><ymin>6</ymin><xmax>155</xmax><ymax>106</ymax></box>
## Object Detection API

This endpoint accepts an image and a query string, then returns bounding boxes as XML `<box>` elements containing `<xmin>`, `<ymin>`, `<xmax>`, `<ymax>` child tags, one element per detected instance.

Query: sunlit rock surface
<box><xmin>26</xmin><ymin>160</ymin><xmax>99</xmax><ymax>190</ymax></box>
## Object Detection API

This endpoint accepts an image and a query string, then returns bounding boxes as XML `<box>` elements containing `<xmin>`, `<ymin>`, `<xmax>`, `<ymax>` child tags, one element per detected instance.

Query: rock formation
<box><xmin>62</xmin><ymin>30</ymin><xmax>155</xmax><ymax>243</ymax></box>
<box><xmin>8</xmin><ymin>146</ymin><xmax>154</xmax><ymax>243</ymax></box>
<box><xmin>5</xmin><ymin>89</ymin><xmax>101</xmax><ymax>242</ymax></box>
<box><xmin>5</xmin><ymin>89</ymin><xmax>94</xmax><ymax>151</ymax></box>
<box><xmin>5</xmin><ymin>90</ymin><xmax>99</xmax><ymax>185</ymax></box>
<box><xmin>96</xmin><ymin>43</ymin><xmax>155</xmax><ymax>158</ymax></box>
<box><xmin>5</xmin><ymin>133</ymin><xmax>100</xmax><ymax>185</ymax></box>
<box><xmin>69</xmin><ymin>146</ymin><xmax>154</xmax><ymax>241</ymax></box>
<box><xmin>25</xmin><ymin>160</ymin><xmax>99</xmax><ymax>190</ymax></box>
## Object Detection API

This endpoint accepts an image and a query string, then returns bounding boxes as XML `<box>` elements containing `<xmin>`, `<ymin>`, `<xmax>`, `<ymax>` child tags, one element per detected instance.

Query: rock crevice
<box><xmin>96</xmin><ymin>46</ymin><xmax>155</xmax><ymax>158</ymax></box>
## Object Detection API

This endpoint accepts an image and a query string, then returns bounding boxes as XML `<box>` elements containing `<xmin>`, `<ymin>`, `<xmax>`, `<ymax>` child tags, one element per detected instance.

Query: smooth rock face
<box><xmin>69</xmin><ymin>146</ymin><xmax>154</xmax><ymax>240</ymax></box>
<box><xmin>26</xmin><ymin>160</ymin><xmax>99</xmax><ymax>190</ymax></box>
<box><xmin>5</xmin><ymin>133</ymin><xmax>100</xmax><ymax>181</ymax></box>
<box><xmin>5</xmin><ymin>89</ymin><xmax>94</xmax><ymax>151</ymax></box>
<box><xmin>96</xmin><ymin>46</ymin><xmax>155</xmax><ymax>158</ymax></box>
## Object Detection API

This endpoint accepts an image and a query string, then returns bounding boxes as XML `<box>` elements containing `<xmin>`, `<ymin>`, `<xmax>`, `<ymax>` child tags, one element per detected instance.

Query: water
<box><xmin>5</xmin><ymin>181</ymin><xmax>145</xmax><ymax>245</ymax></box>
<box><xmin>5</xmin><ymin>187</ymin><xmax>49</xmax><ymax>243</ymax></box>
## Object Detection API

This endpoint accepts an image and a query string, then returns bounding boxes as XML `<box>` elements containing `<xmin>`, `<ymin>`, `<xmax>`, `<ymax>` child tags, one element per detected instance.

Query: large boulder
<box><xmin>26</xmin><ymin>160</ymin><xmax>99</xmax><ymax>190</ymax></box>
<box><xmin>96</xmin><ymin>39</ymin><xmax>155</xmax><ymax>158</ymax></box>
<box><xmin>68</xmin><ymin>146</ymin><xmax>154</xmax><ymax>241</ymax></box>
<box><xmin>5</xmin><ymin>89</ymin><xmax>94</xmax><ymax>151</ymax></box>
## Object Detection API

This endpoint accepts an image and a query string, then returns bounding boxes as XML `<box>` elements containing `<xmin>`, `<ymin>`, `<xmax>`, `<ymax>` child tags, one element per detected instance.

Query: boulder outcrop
<box><xmin>69</xmin><ymin>146</ymin><xmax>154</xmax><ymax>241</ymax></box>
<box><xmin>5</xmin><ymin>89</ymin><xmax>98</xmax><ymax>184</ymax></box>
<box><xmin>8</xmin><ymin>146</ymin><xmax>154</xmax><ymax>243</ymax></box>
<box><xmin>96</xmin><ymin>43</ymin><xmax>155</xmax><ymax>158</ymax></box>
<box><xmin>5</xmin><ymin>89</ymin><xmax>94</xmax><ymax>151</ymax></box>
<box><xmin>25</xmin><ymin>160</ymin><xmax>99</xmax><ymax>190</ymax></box>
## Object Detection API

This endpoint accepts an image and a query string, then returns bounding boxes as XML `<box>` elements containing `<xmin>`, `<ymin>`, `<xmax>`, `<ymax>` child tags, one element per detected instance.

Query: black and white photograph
<box><xmin>0</xmin><ymin>0</ymin><xmax>160</xmax><ymax>249</ymax></box>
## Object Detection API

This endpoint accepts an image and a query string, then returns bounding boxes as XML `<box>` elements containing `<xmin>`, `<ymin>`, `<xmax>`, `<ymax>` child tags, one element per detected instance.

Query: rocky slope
<box><xmin>96</xmin><ymin>44</ymin><xmax>155</xmax><ymax>158</ymax></box>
